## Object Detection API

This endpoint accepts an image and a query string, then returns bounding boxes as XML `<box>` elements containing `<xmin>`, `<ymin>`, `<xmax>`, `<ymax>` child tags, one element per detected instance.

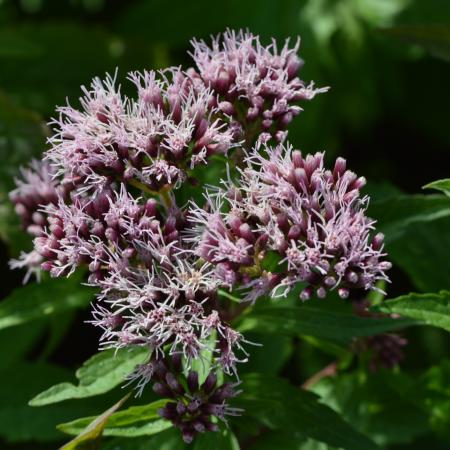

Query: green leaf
<box><xmin>245</xmin><ymin>430</ymin><xmax>307</xmax><ymax>450</ymax></box>
<box><xmin>376</xmin><ymin>291</ymin><xmax>450</xmax><ymax>332</ymax></box>
<box><xmin>0</xmin><ymin>320</ymin><xmax>46</xmax><ymax>368</ymax></box>
<box><xmin>0</xmin><ymin>362</ymin><xmax>105</xmax><ymax>443</ymax></box>
<box><xmin>59</xmin><ymin>394</ymin><xmax>130</xmax><ymax>450</ymax></box>
<box><xmin>239</xmin><ymin>333</ymin><xmax>294</xmax><ymax>375</ymax></box>
<box><xmin>193</xmin><ymin>428</ymin><xmax>240</xmax><ymax>450</ymax></box>
<box><xmin>58</xmin><ymin>400</ymin><xmax>171</xmax><ymax>438</ymax></box>
<box><xmin>102</xmin><ymin>428</ymin><xmax>185</xmax><ymax>450</ymax></box>
<box><xmin>380</xmin><ymin>25</ymin><xmax>450</xmax><ymax>62</ymax></box>
<box><xmin>189</xmin><ymin>330</ymin><xmax>216</xmax><ymax>384</ymax></box>
<box><xmin>0</xmin><ymin>90</ymin><xmax>46</xmax><ymax>192</ymax></box>
<box><xmin>234</xmin><ymin>374</ymin><xmax>381</xmax><ymax>450</ymax></box>
<box><xmin>236</xmin><ymin>303</ymin><xmax>415</xmax><ymax>345</ymax></box>
<box><xmin>30</xmin><ymin>346</ymin><xmax>148</xmax><ymax>406</ymax></box>
<box><xmin>369</xmin><ymin>195</ymin><xmax>450</xmax><ymax>291</ymax></box>
<box><xmin>0</xmin><ymin>274</ymin><xmax>95</xmax><ymax>330</ymax></box>
<box><xmin>419</xmin><ymin>360</ymin><xmax>450</xmax><ymax>439</ymax></box>
<box><xmin>311</xmin><ymin>371</ymin><xmax>430</xmax><ymax>446</ymax></box>
<box><xmin>368</xmin><ymin>194</ymin><xmax>450</xmax><ymax>243</ymax></box>
<box><xmin>389</xmin><ymin>216</ymin><xmax>450</xmax><ymax>291</ymax></box>
<box><xmin>423</xmin><ymin>179</ymin><xmax>450</xmax><ymax>197</ymax></box>
<box><xmin>260</xmin><ymin>250</ymin><xmax>285</xmax><ymax>273</ymax></box>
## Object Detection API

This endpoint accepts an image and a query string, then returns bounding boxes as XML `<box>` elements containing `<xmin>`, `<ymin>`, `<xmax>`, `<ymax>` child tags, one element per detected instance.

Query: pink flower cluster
<box><xmin>46</xmin><ymin>69</ymin><xmax>237</xmax><ymax>195</ymax></box>
<box><xmin>188</xmin><ymin>143</ymin><xmax>391</xmax><ymax>301</ymax></box>
<box><xmin>191</xmin><ymin>29</ymin><xmax>328</xmax><ymax>143</ymax></box>
<box><xmin>10</xmin><ymin>29</ymin><xmax>390</xmax><ymax>441</ymax></box>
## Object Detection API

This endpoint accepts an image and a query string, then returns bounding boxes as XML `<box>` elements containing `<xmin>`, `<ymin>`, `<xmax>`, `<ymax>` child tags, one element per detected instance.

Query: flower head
<box><xmin>46</xmin><ymin>69</ymin><xmax>238</xmax><ymax>195</ymax></box>
<box><xmin>190</xmin><ymin>29</ymin><xmax>328</xmax><ymax>142</ymax></box>
<box><xmin>147</xmin><ymin>354</ymin><xmax>240</xmax><ymax>443</ymax></box>
<box><xmin>188</xmin><ymin>142</ymin><xmax>391</xmax><ymax>301</ymax></box>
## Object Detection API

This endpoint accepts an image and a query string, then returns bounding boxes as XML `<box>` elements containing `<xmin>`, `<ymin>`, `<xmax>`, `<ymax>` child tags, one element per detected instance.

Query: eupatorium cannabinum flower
<box><xmin>190</xmin><ymin>29</ymin><xmax>328</xmax><ymax>143</ymax></box>
<box><xmin>148</xmin><ymin>354</ymin><xmax>240</xmax><ymax>443</ymax></box>
<box><xmin>188</xmin><ymin>142</ymin><xmax>391</xmax><ymax>301</ymax></box>
<box><xmin>9</xmin><ymin>28</ymin><xmax>392</xmax><ymax>444</ymax></box>
<box><xmin>46</xmin><ymin>68</ymin><xmax>238</xmax><ymax>195</ymax></box>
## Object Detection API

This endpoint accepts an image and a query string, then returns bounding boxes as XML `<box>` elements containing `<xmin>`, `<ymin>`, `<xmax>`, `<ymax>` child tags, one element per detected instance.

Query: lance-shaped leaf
<box><xmin>236</xmin><ymin>304</ymin><xmax>416</xmax><ymax>345</ymax></box>
<box><xmin>58</xmin><ymin>400</ymin><xmax>171</xmax><ymax>438</ymax></box>
<box><xmin>376</xmin><ymin>291</ymin><xmax>450</xmax><ymax>332</ymax></box>
<box><xmin>30</xmin><ymin>347</ymin><xmax>148</xmax><ymax>406</ymax></box>
<box><xmin>423</xmin><ymin>179</ymin><xmax>450</xmax><ymax>197</ymax></box>
<box><xmin>59</xmin><ymin>394</ymin><xmax>130</xmax><ymax>450</ymax></box>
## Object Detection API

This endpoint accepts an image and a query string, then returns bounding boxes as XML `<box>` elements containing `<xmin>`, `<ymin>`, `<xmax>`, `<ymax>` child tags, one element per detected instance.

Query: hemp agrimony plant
<box><xmin>10</xmin><ymin>29</ymin><xmax>439</xmax><ymax>449</ymax></box>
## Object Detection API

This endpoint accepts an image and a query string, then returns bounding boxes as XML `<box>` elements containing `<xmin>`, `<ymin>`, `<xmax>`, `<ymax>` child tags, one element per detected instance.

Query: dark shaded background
<box><xmin>0</xmin><ymin>0</ymin><xmax>450</xmax><ymax>449</ymax></box>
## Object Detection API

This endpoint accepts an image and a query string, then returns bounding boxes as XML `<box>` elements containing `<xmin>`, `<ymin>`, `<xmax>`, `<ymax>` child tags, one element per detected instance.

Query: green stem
<box><xmin>127</xmin><ymin>178</ymin><xmax>159</xmax><ymax>196</ymax></box>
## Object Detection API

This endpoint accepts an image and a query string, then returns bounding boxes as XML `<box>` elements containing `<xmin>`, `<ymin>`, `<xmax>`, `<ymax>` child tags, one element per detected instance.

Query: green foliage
<box><xmin>102</xmin><ymin>428</ymin><xmax>186</xmax><ymax>450</ymax></box>
<box><xmin>369</xmin><ymin>195</ymin><xmax>450</xmax><ymax>291</ymax></box>
<box><xmin>0</xmin><ymin>362</ymin><xmax>108</xmax><ymax>443</ymax></box>
<box><xmin>193</xmin><ymin>429</ymin><xmax>241</xmax><ymax>450</ymax></box>
<box><xmin>234</xmin><ymin>374</ymin><xmax>381</xmax><ymax>450</ymax></box>
<box><xmin>380</xmin><ymin>25</ymin><xmax>450</xmax><ymax>62</ymax></box>
<box><xmin>423</xmin><ymin>179</ymin><xmax>450</xmax><ymax>196</ymax></box>
<box><xmin>368</xmin><ymin>194</ymin><xmax>450</xmax><ymax>244</ymax></box>
<box><xmin>0</xmin><ymin>274</ymin><xmax>95</xmax><ymax>330</ymax></box>
<box><xmin>377</xmin><ymin>291</ymin><xmax>450</xmax><ymax>332</ymax></box>
<box><xmin>312</xmin><ymin>371</ymin><xmax>431</xmax><ymax>446</ymax></box>
<box><xmin>1</xmin><ymin>1</ymin><xmax>450</xmax><ymax>449</ymax></box>
<box><xmin>59</xmin><ymin>394</ymin><xmax>131</xmax><ymax>450</ymax></box>
<box><xmin>58</xmin><ymin>399</ymin><xmax>171</xmax><ymax>438</ymax></box>
<box><xmin>30</xmin><ymin>347</ymin><xmax>148</xmax><ymax>406</ymax></box>
<box><xmin>236</xmin><ymin>301</ymin><xmax>416</xmax><ymax>345</ymax></box>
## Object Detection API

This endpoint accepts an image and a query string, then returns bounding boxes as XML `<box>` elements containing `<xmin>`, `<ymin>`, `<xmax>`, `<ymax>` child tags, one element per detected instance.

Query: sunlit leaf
<box><xmin>30</xmin><ymin>347</ymin><xmax>148</xmax><ymax>406</ymax></box>
<box><xmin>59</xmin><ymin>394</ymin><xmax>130</xmax><ymax>450</ymax></box>
<box><xmin>423</xmin><ymin>179</ymin><xmax>450</xmax><ymax>197</ymax></box>
<box><xmin>58</xmin><ymin>400</ymin><xmax>171</xmax><ymax>438</ymax></box>
<box><xmin>376</xmin><ymin>291</ymin><xmax>450</xmax><ymax>332</ymax></box>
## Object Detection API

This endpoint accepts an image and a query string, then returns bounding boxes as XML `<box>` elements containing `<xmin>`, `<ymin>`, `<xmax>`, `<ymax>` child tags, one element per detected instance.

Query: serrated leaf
<box><xmin>234</xmin><ymin>374</ymin><xmax>381</xmax><ymax>450</ymax></box>
<box><xmin>376</xmin><ymin>291</ymin><xmax>450</xmax><ymax>332</ymax></box>
<box><xmin>0</xmin><ymin>274</ymin><xmax>95</xmax><ymax>330</ymax></box>
<box><xmin>58</xmin><ymin>400</ymin><xmax>171</xmax><ymax>438</ymax></box>
<box><xmin>59</xmin><ymin>394</ymin><xmax>130</xmax><ymax>450</ymax></box>
<box><xmin>30</xmin><ymin>347</ymin><xmax>148</xmax><ymax>406</ymax></box>
<box><xmin>423</xmin><ymin>179</ymin><xmax>450</xmax><ymax>197</ymax></box>
<box><xmin>236</xmin><ymin>304</ymin><xmax>415</xmax><ymax>345</ymax></box>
